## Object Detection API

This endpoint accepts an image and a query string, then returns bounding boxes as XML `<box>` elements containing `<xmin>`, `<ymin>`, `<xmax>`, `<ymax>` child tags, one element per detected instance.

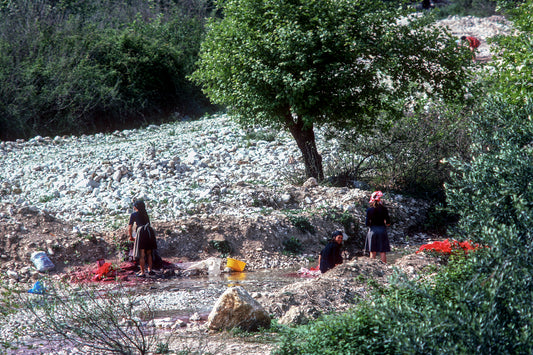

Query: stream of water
<box><xmin>8</xmin><ymin>254</ymin><xmax>409</xmax><ymax>354</ymax></box>
<box><xmin>144</xmin><ymin>267</ymin><xmax>305</xmax><ymax>320</ymax></box>
<box><xmin>158</xmin><ymin>268</ymin><xmax>302</xmax><ymax>292</ymax></box>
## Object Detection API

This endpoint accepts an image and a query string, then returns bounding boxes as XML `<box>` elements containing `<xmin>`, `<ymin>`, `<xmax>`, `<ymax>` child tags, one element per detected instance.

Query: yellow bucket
<box><xmin>226</xmin><ymin>258</ymin><xmax>246</xmax><ymax>272</ymax></box>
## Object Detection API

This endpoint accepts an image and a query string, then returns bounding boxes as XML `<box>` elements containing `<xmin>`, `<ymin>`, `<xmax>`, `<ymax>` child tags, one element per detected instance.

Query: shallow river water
<box><xmin>8</xmin><ymin>253</ymin><xmax>409</xmax><ymax>354</ymax></box>
<box><xmin>142</xmin><ymin>267</ymin><xmax>305</xmax><ymax>320</ymax></box>
<box><xmin>159</xmin><ymin>268</ymin><xmax>303</xmax><ymax>292</ymax></box>
<box><xmin>140</xmin><ymin>251</ymin><xmax>405</xmax><ymax>320</ymax></box>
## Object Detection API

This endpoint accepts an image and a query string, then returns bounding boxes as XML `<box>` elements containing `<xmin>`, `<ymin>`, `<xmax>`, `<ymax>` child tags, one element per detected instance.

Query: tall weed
<box><xmin>5</xmin><ymin>280</ymin><xmax>169</xmax><ymax>354</ymax></box>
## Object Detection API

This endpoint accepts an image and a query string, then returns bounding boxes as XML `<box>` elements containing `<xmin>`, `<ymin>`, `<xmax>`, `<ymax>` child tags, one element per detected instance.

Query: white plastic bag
<box><xmin>31</xmin><ymin>251</ymin><xmax>55</xmax><ymax>272</ymax></box>
<box><xmin>207</xmin><ymin>258</ymin><xmax>222</xmax><ymax>276</ymax></box>
<box><xmin>187</xmin><ymin>257</ymin><xmax>222</xmax><ymax>276</ymax></box>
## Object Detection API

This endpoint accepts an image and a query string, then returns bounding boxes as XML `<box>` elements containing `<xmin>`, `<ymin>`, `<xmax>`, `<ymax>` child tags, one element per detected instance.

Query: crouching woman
<box><xmin>318</xmin><ymin>231</ymin><xmax>344</xmax><ymax>273</ymax></box>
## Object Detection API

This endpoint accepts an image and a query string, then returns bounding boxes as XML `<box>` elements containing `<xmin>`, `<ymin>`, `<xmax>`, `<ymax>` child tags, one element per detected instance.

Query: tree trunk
<box><xmin>285</xmin><ymin>114</ymin><xmax>324</xmax><ymax>181</ymax></box>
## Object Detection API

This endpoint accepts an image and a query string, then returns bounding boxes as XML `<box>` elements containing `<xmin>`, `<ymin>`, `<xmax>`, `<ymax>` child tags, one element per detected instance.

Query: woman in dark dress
<box><xmin>365</xmin><ymin>191</ymin><xmax>391</xmax><ymax>263</ymax></box>
<box><xmin>128</xmin><ymin>200</ymin><xmax>156</xmax><ymax>277</ymax></box>
<box><xmin>318</xmin><ymin>231</ymin><xmax>344</xmax><ymax>273</ymax></box>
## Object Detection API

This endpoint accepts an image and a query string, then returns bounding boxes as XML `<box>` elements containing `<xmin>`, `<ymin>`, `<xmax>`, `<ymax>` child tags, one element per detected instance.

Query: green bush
<box><xmin>276</xmin><ymin>246</ymin><xmax>532</xmax><ymax>354</ymax></box>
<box><xmin>282</xmin><ymin>237</ymin><xmax>302</xmax><ymax>255</ymax></box>
<box><xmin>275</xmin><ymin>302</ymin><xmax>394</xmax><ymax>354</ymax></box>
<box><xmin>445</xmin><ymin>99</ymin><xmax>533</xmax><ymax>247</ymax></box>
<box><xmin>325</xmin><ymin>104</ymin><xmax>471</xmax><ymax>199</ymax></box>
<box><xmin>288</xmin><ymin>215</ymin><xmax>316</xmax><ymax>235</ymax></box>
<box><xmin>209</xmin><ymin>240</ymin><xmax>232</xmax><ymax>255</ymax></box>
<box><xmin>330</xmin><ymin>210</ymin><xmax>359</xmax><ymax>236</ymax></box>
<box><xmin>0</xmin><ymin>0</ymin><xmax>212</xmax><ymax>140</ymax></box>
<box><xmin>439</xmin><ymin>98</ymin><xmax>533</xmax><ymax>352</ymax></box>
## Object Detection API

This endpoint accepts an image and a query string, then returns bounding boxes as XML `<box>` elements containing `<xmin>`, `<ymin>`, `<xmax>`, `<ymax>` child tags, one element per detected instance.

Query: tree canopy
<box><xmin>0</xmin><ymin>0</ymin><xmax>212</xmax><ymax>140</ymax></box>
<box><xmin>191</xmin><ymin>0</ymin><xmax>473</xmax><ymax>180</ymax></box>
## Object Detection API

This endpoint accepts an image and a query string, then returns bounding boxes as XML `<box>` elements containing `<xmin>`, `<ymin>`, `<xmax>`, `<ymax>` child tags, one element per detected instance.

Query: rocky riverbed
<box><xmin>435</xmin><ymin>14</ymin><xmax>512</xmax><ymax>61</ymax></box>
<box><xmin>0</xmin><ymin>113</ymin><xmax>436</xmax><ymax>278</ymax></box>
<box><xmin>0</xmin><ymin>113</ymin><xmax>440</xmax><ymax>354</ymax></box>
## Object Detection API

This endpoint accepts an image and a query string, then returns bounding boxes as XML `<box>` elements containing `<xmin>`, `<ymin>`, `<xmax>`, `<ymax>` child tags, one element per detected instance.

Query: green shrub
<box><xmin>325</xmin><ymin>104</ymin><xmax>471</xmax><ymax>199</ymax></box>
<box><xmin>209</xmin><ymin>240</ymin><xmax>232</xmax><ymax>255</ymax></box>
<box><xmin>0</xmin><ymin>0</ymin><xmax>212</xmax><ymax>140</ymax></box>
<box><xmin>445</xmin><ymin>99</ymin><xmax>533</xmax><ymax>247</ymax></box>
<box><xmin>324</xmin><ymin>210</ymin><xmax>359</xmax><ymax>236</ymax></box>
<box><xmin>275</xmin><ymin>301</ymin><xmax>395</xmax><ymax>354</ymax></box>
<box><xmin>244</xmin><ymin>129</ymin><xmax>277</xmax><ymax>142</ymax></box>
<box><xmin>282</xmin><ymin>237</ymin><xmax>302</xmax><ymax>255</ymax></box>
<box><xmin>276</xmin><ymin>245</ymin><xmax>532</xmax><ymax>354</ymax></box>
<box><xmin>288</xmin><ymin>215</ymin><xmax>316</xmax><ymax>235</ymax></box>
<box><xmin>423</xmin><ymin>203</ymin><xmax>460</xmax><ymax>234</ymax></box>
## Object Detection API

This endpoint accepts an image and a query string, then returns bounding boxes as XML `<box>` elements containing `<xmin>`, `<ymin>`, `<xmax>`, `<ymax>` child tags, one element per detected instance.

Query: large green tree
<box><xmin>191</xmin><ymin>0</ymin><xmax>471</xmax><ymax>180</ymax></box>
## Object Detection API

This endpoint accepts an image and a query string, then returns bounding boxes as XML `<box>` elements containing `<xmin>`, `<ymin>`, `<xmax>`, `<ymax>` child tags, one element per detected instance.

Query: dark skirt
<box><xmin>138</xmin><ymin>234</ymin><xmax>157</xmax><ymax>250</ymax></box>
<box><xmin>133</xmin><ymin>227</ymin><xmax>157</xmax><ymax>258</ymax></box>
<box><xmin>366</xmin><ymin>226</ymin><xmax>390</xmax><ymax>253</ymax></box>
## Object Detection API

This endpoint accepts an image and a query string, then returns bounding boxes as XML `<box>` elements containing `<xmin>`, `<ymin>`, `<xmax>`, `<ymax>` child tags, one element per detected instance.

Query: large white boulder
<box><xmin>206</xmin><ymin>286</ymin><xmax>270</xmax><ymax>331</ymax></box>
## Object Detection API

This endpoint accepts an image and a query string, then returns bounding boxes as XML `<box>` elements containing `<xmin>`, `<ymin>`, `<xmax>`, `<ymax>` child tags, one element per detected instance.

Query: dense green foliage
<box><xmin>275</xmin><ymin>1</ymin><xmax>533</xmax><ymax>353</ymax></box>
<box><xmin>191</xmin><ymin>0</ymin><xmax>472</xmax><ymax>180</ymax></box>
<box><xmin>282</xmin><ymin>236</ymin><xmax>303</xmax><ymax>255</ymax></box>
<box><xmin>446</xmin><ymin>101</ymin><xmax>533</xmax><ymax>245</ymax></box>
<box><xmin>485</xmin><ymin>0</ymin><xmax>533</xmax><ymax>104</ymax></box>
<box><xmin>0</xmin><ymin>0</ymin><xmax>213</xmax><ymax>140</ymax></box>
<box><xmin>277</xmin><ymin>246</ymin><xmax>531</xmax><ymax>354</ymax></box>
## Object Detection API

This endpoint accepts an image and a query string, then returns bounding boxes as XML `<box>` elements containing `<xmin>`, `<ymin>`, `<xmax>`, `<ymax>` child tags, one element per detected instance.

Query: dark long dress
<box><xmin>365</xmin><ymin>205</ymin><xmax>391</xmax><ymax>253</ymax></box>
<box><xmin>129</xmin><ymin>211</ymin><xmax>157</xmax><ymax>256</ymax></box>
<box><xmin>319</xmin><ymin>241</ymin><xmax>343</xmax><ymax>273</ymax></box>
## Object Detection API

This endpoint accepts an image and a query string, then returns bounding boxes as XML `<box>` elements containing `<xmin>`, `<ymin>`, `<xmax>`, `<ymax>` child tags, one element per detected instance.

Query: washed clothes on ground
<box><xmin>366</xmin><ymin>205</ymin><xmax>391</xmax><ymax>253</ymax></box>
<box><xmin>319</xmin><ymin>241</ymin><xmax>343</xmax><ymax>273</ymax></box>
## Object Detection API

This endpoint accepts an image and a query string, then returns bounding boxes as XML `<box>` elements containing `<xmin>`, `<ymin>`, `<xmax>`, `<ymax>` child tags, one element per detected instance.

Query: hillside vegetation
<box><xmin>0</xmin><ymin>0</ymin><xmax>214</xmax><ymax>140</ymax></box>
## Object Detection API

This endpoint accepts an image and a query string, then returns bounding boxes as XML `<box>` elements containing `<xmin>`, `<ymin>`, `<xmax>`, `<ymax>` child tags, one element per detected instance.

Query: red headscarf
<box><xmin>369</xmin><ymin>191</ymin><xmax>383</xmax><ymax>204</ymax></box>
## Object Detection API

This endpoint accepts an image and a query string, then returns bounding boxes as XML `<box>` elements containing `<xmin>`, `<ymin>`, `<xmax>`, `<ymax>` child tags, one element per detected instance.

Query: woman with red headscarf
<box><xmin>365</xmin><ymin>191</ymin><xmax>391</xmax><ymax>263</ymax></box>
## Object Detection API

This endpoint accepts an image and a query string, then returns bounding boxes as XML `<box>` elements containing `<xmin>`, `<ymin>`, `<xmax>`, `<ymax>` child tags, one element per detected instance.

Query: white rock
<box><xmin>6</xmin><ymin>270</ymin><xmax>19</xmax><ymax>280</ymax></box>
<box><xmin>189</xmin><ymin>312</ymin><xmax>201</xmax><ymax>321</ymax></box>
<box><xmin>112</xmin><ymin>170</ymin><xmax>122</xmax><ymax>182</ymax></box>
<box><xmin>303</xmin><ymin>177</ymin><xmax>318</xmax><ymax>187</ymax></box>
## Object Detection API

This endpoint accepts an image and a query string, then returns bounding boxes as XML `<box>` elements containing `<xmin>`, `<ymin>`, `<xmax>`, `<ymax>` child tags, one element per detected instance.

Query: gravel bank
<box><xmin>0</xmin><ymin>114</ymin><xmax>340</xmax><ymax>233</ymax></box>
<box><xmin>1</xmin><ymin>115</ymin><xmax>305</xmax><ymax>229</ymax></box>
